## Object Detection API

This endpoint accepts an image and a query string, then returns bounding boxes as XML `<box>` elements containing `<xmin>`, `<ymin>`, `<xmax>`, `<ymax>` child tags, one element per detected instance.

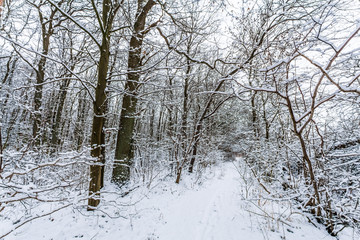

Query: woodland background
<box><xmin>0</xmin><ymin>0</ymin><xmax>360</xmax><ymax>238</ymax></box>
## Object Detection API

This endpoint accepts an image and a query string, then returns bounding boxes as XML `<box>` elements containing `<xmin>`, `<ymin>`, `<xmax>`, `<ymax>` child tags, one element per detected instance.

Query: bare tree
<box><xmin>45</xmin><ymin>0</ymin><xmax>123</xmax><ymax>208</ymax></box>
<box><xmin>29</xmin><ymin>1</ymin><xmax>65</xmax><ymax>143</ymax></box>
<box><xmin>112</xmin><ymin>0</ymin><xmax>157</xmax><ymax>185</ymax></box>
<box><xmin>234</xmin><ymin>0</ymin><xmax>360</xmax><ymax>234</ymax></box>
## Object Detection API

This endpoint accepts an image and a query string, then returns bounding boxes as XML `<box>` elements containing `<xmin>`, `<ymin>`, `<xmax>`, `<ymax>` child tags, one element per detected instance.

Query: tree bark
<box><xmin>76</xmin><ymin>91</ymin><xmax>88</xmax><ymax>151</ymax></box>
<box><xmin>50</xmin><ymin>78</ymin><xmax>71</xmax><ymax>151</ymax></box>
<box><xmin>174</xmin><ymin>58</ymin><xmax>192</xmax><ymax>182</ymax></box>
<box><xmin>32</xmin><ymin>8</ymin><xmax>56</xmax><ymax>142</ymax></box>
<box><xmin>284</xmin><ymin>92</ymin><xmax>321</xmax><ymax>216</ymax></box>
<box><xmin>112</xmin><ymin>0</ymin><xmax>156</xmax><ymax>186</ymax></box>
<box><xmin>50</xmin><ymin>41</ymin><xmax>79</xmax><ymax>152</ymax></box>
<box><xmin>88</xmin><ymin>0</ymin><xmax>114</xmax><ymax>209</ymax></box>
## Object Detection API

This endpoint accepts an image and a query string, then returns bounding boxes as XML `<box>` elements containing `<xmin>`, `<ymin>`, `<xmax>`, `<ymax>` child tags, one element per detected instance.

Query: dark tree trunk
<box><xmin>251</xmin><ymin>93</ymin><xmax>258</xmax><ymax>138</ymax></box>
<box><xmin>112</xmin><ymin>0</ymin><xmax>156</xmax><ymax>186</ymax></box>
<box><xmin>188</xmin><ymin>122</ymin><xmax>201</xmax><ymax>174</ymax></box>
<box><xmin>88</xmin><ymin>42</ymin><xmax>109</xmax><ymax>208</ymax></box>
<box><xmin>149</xmin><ymin>108</ymin><xmax>155</xmax><ymax>139</ymax></box>
<box><xmin>50</xmin><ymin>41</ymin><xmax>80</xmax><ymax>152</ymax></box>
<box><xmin>50</xmin><ymin>79</ymin><xmax>71</xmax><ymax>151</ymax></box>
<box><xmin>88</xmin><ymin>0</ymin><xmax>115</xmax><ymax>209</ymax></box>
<box><xmin>32</xmin><ymin>6</ymin><xmax>57</xmax><ymax>142</ymax></box>
<box><xmin>76</xmin><ymin>91</ymin><xmax>88</xmax><ymax>151</ymax></box>
<box><xmin>175</xmin><ymin>59</ymin><xmax>191</xmax><ymax>182</ymax></box>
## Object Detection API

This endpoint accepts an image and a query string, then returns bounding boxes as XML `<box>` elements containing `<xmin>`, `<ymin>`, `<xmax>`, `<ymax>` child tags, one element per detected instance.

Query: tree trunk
<box><xmin>32</xmin><ymin>7</ymin><xmax>56</xmax><ymax>143</ymax></box>
<box><xmin>176</xmin><ymin>60</ymin><xmax>191</xmax><ymax>180</ymax></box>
<box><xmin>32</xmin><ymin>53</ymin><xmax>47</xmax><ymax>141</ymax></box>
<box><xmin>50</xmin><ymin>79</ymin><xmax>71</xmax><ymax>151</ymax></box>
<box><xmin>251</xmin><ymin>93</ymin><xmax>259</xmax><ymax>138</ymax></box>
<box><xmin>87</xmin><ymin>42</ymin><xmax>109</xmax><ymax>207</ymax></box>
<box><xmin>88</xmin><ymin>0</ymin><xmax>113</xmax><ymax>209</ymax></box>
<box><xmin>188</xmin><ymin>122</ymin><xmax>201</xmax><ymax>173</ymax></box>
<box><xmin>188</xmin><ymin>78</ymin><xmax>228</xmax><ymax>173</ymax></box>
<box><xmin>285</xmin><ymin>94</ymin><xmax>321</xmax><ymax>216</ymax></box>
<box><xmin>50</xmin><ymin>42</ymin><xmax>79</xmax><ymax>152</ymax></box>
<box><xmin>112</xmin><ymin>0</ymin><xmax>156</xmax><ymax>186</ymax></box>
<box><xmin>76</xmin><ymin>91</ymin><xmax>88</xmax><ymax>151</ymax></box>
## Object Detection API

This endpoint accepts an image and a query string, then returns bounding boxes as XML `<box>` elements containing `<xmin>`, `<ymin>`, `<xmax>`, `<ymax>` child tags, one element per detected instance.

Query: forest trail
<box><xmin>3</xmin><ymin>160</ymin><xmax>353</xmax><ymax>240</ymax></box>
<box><xmin>140</xmin><ymin>160</ymin><xmax>337</xmax><ymax>240</ymax></box>
<box><xmin>154</xmin><ymin>162</ymin><xmax>246</xmax><ymax>240</ymax></box>
<box><xmin>148</xmin><ymin>160</ymin><xmax>345</xmax><ymax>240</ymax></box>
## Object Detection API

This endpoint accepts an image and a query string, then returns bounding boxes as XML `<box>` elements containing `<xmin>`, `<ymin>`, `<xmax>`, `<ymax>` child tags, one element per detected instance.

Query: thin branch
<box><xmin>45</xmin><ymin>0</ymin><xmax>101</xmax><ymax>48</ymax></box>
<box><xmin>90</xmin><ymin>0</ymin><xmax>105</xmax><ymax>36</ymax></box>
<box><xmin>0</xmin><ymin>35</ymin><xmax>96</xmax><ymax>102</ymax></box>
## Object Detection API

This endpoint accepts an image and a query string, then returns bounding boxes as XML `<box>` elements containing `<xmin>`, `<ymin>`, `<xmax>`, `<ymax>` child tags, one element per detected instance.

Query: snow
<box><xmin>1</xmin><ymin>159</ymin><xmax>358</xmax><ymax>240</ymax></box>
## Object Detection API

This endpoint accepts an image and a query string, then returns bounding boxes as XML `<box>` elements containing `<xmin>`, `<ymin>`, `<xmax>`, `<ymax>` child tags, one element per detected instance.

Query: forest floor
<box><xmin>2</xmin><ymin>158</ymin><xmax>358</xmax><ymax>240</ymax></box>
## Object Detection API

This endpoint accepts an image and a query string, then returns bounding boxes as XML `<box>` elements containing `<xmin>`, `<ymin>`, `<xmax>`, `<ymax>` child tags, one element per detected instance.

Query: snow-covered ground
<box><xmin>2</xmin><ymin>159</ymin><xmax>358</xmax><ymax>240</ymax></box>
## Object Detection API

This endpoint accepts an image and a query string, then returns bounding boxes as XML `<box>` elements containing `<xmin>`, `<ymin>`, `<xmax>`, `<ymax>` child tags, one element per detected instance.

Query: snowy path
<box><xmin>154</xmin><ymin>163</ymin><xmax>245</xmax><ymax>240</ymax></box>
<box><xmin>124</xmin><ymin>161</ymin><xmax>346</xmax><ymax>240</ymax></box>
<box><xmin>3</xmin><ymin>160</ymin><xmax>357</xmax><ymax>240</ymax></box>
